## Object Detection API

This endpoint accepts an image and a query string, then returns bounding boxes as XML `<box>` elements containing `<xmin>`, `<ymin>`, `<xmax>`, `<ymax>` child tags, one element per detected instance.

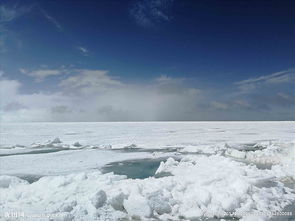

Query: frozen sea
<box><xmin>0</xmin><ymin>121</ymin><xmax>294</xmax><ymax>221</ymax></box>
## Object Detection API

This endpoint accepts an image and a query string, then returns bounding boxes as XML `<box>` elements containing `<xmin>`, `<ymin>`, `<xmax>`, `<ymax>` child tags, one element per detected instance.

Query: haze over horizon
<box><xmin>1</xmin><ymin>0</ymin><xmax>295</xmax><ymax>121</ymax></box>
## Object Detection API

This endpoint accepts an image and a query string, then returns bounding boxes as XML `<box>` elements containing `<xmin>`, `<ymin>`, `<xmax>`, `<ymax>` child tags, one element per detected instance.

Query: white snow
<box><xmin>0</xmin><ymin>121</ymin><xmax>294</xmax><ymax>220</ymax></box>
<box><xmin>123</xmin><ymin>193</ymin><xmax>152</xmax><ymax>218</ymax></box>
<box><xmin>0</xmin><ymin>175</ymin><xmax>28</xmax><ymax>188</ymax></box>
<box><xmin>1</xmin><ymin>155</ymin><xmax>294</xmax><ymax>220</ymax></box>
<box><xmin>1</xmin><ymin>121</ymin><xmax>294</xmax><ymax>149</ymax></box>
<box><xmin>91</xmin><ymin>190</ymin><xmax>107</xmax><ymax>209</ymax></box>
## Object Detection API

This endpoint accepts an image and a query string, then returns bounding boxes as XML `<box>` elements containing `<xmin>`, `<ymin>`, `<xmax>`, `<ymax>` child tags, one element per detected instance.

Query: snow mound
<box><xmin>0</xmin><ymin>175</ymin><xmax>29</xmax><ymax>188</ymax></box>
<box><xmin>180</xmin><ymin>143</ymin><xmax>225</xmax><ymax>154</ymax></box>
<box><xmin>124</xmin><ymin>193</ymin><xmax>151</xmax><ymax>218</ymax></box>
<box><xmin>224</xmin><ymin>141</ymin><xmax>295</xmax><ymax>182</ymax></box>
<box><xmin>31</xmin><ymin>137</ymin><xmax>68</xmax><ymax>149</ymax></box>
<box><xmin>91</xmin><ymin>190</ymin><xmax>107</xmax><ymax>209</ymax></box>
<box><xmin>245</xmin><ymin>141</ymin><xmax>295</xmax><ymax>164</ymax></box>
<box><xmin>155</xmin><ymin>156</ymin><xmax>295</xmax><ymax>220</ymax></box>
<box><xmin>1</xmin><ymin>154</ymin><xmax>294</xmax><ymax>220</ymax></box>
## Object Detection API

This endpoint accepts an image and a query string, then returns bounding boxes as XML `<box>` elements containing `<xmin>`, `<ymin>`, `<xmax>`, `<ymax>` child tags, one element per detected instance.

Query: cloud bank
<box><xmin>1</xmin><ymin>68</ymin><xmax>294</xmax><ymax>122</ymax></box>
<box><xmin>0</xmin><ymin>69</ymin><xmax>203</xmax><ymax>121</ymax></box>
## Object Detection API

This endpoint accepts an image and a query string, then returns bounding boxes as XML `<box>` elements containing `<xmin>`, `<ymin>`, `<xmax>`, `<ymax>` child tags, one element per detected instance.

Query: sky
<box><xmin>0</xmin><ymin>0</ymin><xmax>295</xmax><ymax>121</ymax></box>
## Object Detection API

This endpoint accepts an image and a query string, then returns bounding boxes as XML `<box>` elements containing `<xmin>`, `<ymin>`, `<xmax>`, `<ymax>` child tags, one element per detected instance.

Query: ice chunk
<box><xmin>51</xmin><ymin>137</ymin><xmax>62</xmax><ymax>144</ymax></box>
<box><xmin>225</xmin><ymin>148</ymin><xmax>246</xmax><ymax>159</ymax></box>
<box><xmin>124</xmin><ymin>194</ymin><xmax>151</xmax><ymax>218</ymax></box>
<box><xmin>156</xmin><ymin>157</ymin><xmax>178</xmax><ymax>174</ymax></box>
<box><xmin>30</xmin><ymin>137</ymin><xmax>66</xmax><ymax>149</ymax></box>
<box><xmin>123</xmin><ymin>144</ymin><xmax>137</xmax><ymax>149</ymax></box>
<box><xmin>91</xmin><ymin>190</ymin><xmax>107</xmax><ymax>209</ymax></box>
<box><xmin>180</xmin><ymin>207</ymin><xmax>204</xmax><ymax>219</ymax></box>
<box><xmin>109</xmin><ymin>192</ymin><xmax>127</xmax><ymax>211</ymax></box>
<box><xmin>73</xmin><ymin>142</ymin><xmax>82</xmax><ymax>147</ymax></box>
<box><xmin>148</xmin><ymin>191</ymin><xmax>171</xmax><ymax>215</ymax></box>
<box><xmin>0</xmin><ymin>175</ymin><xmax>28</xmax><ymax>188</ymax></box>
<box><xmin>60</xmin><ymin>201</ymin><xmax>77</xmax><ymax>212</ymax></box>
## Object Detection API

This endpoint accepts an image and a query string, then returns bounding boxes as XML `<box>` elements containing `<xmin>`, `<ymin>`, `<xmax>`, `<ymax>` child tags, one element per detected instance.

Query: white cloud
<box><xmin>210</xmin><ymin>101</ymin><xmax>228</xmax><ymax>110</ymax></box>
<box><xmin>0</xmin><ymin>4</ymin><xmax>30</xmax><ymax>52</ymax></box>
<box><xmin>57</xmin><ymin>69</ymin><xmax>203</xmax><ymax>120</ymax></box>
<box><xmin>20</xmin><ymin>68</ymin><xmax>64</xmax><ymax>82</ymax></box>
<box><xmin>235</xmin><ymin>69</ymin><xmax>295</xmax><ymax>93</ymax></box>
<box><xmin>0</xmin><ymin>77</ymin><xmax>71</xmax><ymax>122</ymax></box>
<box><xmin>0</xmin><ymin>5</ymin><xmax>27</xmax><ymax>23</ymax></box>
<box><xmin>77</xmin><ymin>46</ymin><xmax>89</xmax><ymax>56</ymax></box>
<box><xmin>1</xmin><ymin>68</ymin><xmax>205</xmax><ymax>121</ymax></box>
<box><xmin>41</xmin><ymin>9</ymin><xmax>63</xmax><ymax>31</ymax></box>
<box><xmin>129</xmin><ymin>0</ymin><xmax>174</xmax><ymax>27</ymax></box>
<box><xmin>154</xmin><ymin>75</ymin><xmax>201</xmax><ymax>96</ymax></box>
<box><xmin>0</xmin><ymin>78</ymin><xmax>21</xmax><ymax>106</ymax></box>
<box><xmin>1</xmin><ymin>67</ymin><xmax>295</xmax><ymax>122</ymax></box>
<box><xmin>155</xmin><ymin>75</ymin><xmax>182</xmax><ymax>84</ymax></box>
<box><xmin>0</xmin><ymin>4</ymin><xmax>64</xmax><ymax>53</ymax></box>
<box><xmin>59</xmin><ymin>69</ymin><xmax>123</xmax><ymax>94</ymax></box>
<box><xmin>0</xmin><ymin>6</ymin><xmax>17</xmax><ymax>23</ymax></box>
<box><xmin>277</xmin><ymin>92</ymin><xmax>292</xmax><ymax>101</ymax></box>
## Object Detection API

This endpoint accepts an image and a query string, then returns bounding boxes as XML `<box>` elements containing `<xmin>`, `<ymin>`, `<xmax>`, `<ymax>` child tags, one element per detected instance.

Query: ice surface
<box><xmin>0</xmin><ymin>149</ymin><xmax>156</xmax><ymax>175</ymax></box>
<box><xmin>1</xmin><ymin>121</ymin><xmax>294</xmax><ymax>149</ymax></box>
<box><xmin>0</xmin><ymin>121</ymin><xmax>294</xmax><ymax>220</ymax></box>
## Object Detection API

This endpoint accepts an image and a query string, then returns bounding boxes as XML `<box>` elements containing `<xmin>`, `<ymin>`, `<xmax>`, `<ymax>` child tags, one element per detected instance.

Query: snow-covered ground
<box><xmin>0</xmin><ymin>122</ymin><xmax>294</xmax><ymax>220</ymax></box>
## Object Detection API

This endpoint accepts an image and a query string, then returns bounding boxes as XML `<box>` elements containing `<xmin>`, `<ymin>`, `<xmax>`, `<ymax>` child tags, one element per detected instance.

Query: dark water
<box><xmin>17</xmin><ymin>174</ymin><xmax>43</xmax><ymax>183</ymax></box>
<box><xmin>0</xmin><ymin>146</ymin><xmax>181</xmax><ymax>158</ymax></box>
<box><xmin>0</xmin><ymin>148</ymin><xmax>66</xmax><ymax>157</ymax></box>
<box><xmin>116</xmin><ymin>147</ymin><xmax>182</xmax><ymax>153</ymax></box>
<box><xmin>101</xmin><ymin>158</ymin><xmax>172</xmax><ymax>179</ymax></box>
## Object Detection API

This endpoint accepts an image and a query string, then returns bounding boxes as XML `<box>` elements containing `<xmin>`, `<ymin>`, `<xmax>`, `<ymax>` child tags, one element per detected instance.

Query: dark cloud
<box><xmin>51</xmin><ymin>105</ymin><xmax>71</xmax><ymax>114</ymax></box>
<box><xmin>3</xmin><ymin>102</ymin><xmax>26</xmax><ymax>112</ymax></box>
<box><xmin>251</xmin><ymin>93</ymin><xmax>295</xmax><ymax>109</ymax></box>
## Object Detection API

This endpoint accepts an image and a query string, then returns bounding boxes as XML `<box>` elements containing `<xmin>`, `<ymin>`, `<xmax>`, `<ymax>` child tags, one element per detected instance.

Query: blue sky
<box><xmin>0</xmin><ymin>0</ymin><xmax>295</xmax><ymax>121</ymax></box>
